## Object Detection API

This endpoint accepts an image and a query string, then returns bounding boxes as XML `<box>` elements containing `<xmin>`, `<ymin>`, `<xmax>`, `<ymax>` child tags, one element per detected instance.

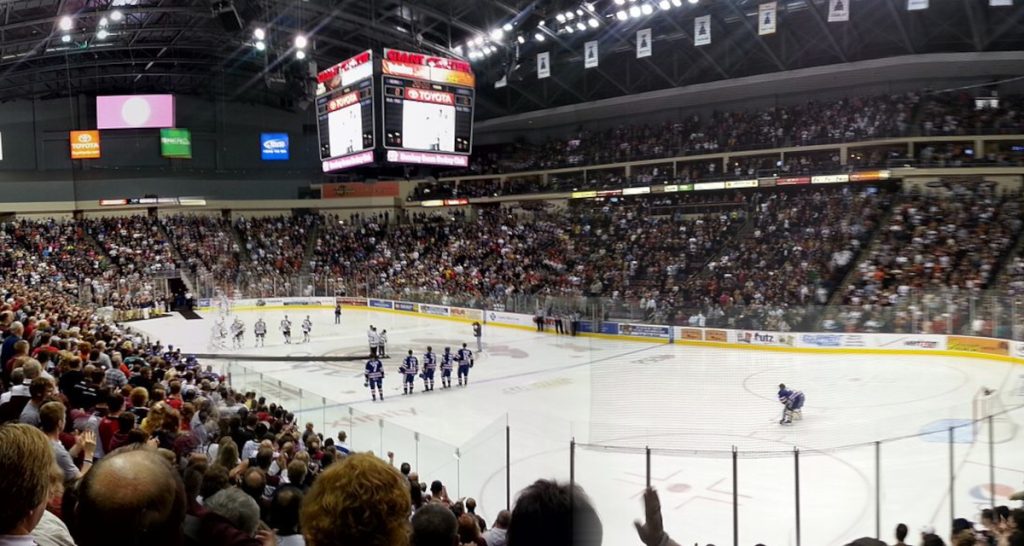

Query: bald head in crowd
<box><xmin>412</xmin><ymin>503</ymin><xmax>459</xmax><ymax>546</ymax></box>
<box><xmin>74</xmin><ymin>448</ymin><xmax>187</xmax><ymax>546</ymax></box>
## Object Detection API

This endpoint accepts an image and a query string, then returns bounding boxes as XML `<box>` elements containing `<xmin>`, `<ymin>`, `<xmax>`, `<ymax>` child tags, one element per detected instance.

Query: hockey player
<box><xmin>364</xmin><ymin>356</ymin><xmax>385</xmax><ymax>402</ymax></box>
<box><xmin>301</xmin><ymin>316</ymin><xmax>312</xmax><ymax>343</ymax></box>
<box><xmin>367</xmin><ymin>326</ymin><xmax>379</xmax><ymax>358</ymax></box>
<box><xmin>456</xmin><ymin>343</ymin><xmax>474</xmax><ymax>387</ymax></box>
<box><xmin>254</xmin><ymin>318</ymin><xmax>267</xmax><ymax>347</ymax></box>
<box><xmin>421</xmin><ymin>346</ymin><xmax>437</xmax><ymax>392</ymax></box>
<box><xmin>378</xmin><ymin>329</ymin><xmax>389</xmax><ymax>359</ymax></box>
<box><xmin>440</xmin><ymin>347</ymin><xmax>454</xmax><ymax>389</ymax></box>
<box><xmin>472</xmin><ymin>322</ymin><xmax>483</xmax><ymax>353</ymax></box>
<box><xmin>280</xmin><ymin>316</ymin><xmax>292</xmax><ymax>344</ymax></box>
<box><xmin>231</xmin><ymin>318</ymin><xmax>245</xmax><ymax>349</ymax></box>
<box><xmin>778</xmin><ymin>383</ymin><xmax>805</xmax><ymax>424</ymax></box>
<box><xmin>400</xmin><ymin>350</ymin><xmax>419</xmax><ymax>396</ymax></box>
<box><xmin>334</xmin><ymin>303</ymin><xmax>342</xmax><ymax>325</ymax></box>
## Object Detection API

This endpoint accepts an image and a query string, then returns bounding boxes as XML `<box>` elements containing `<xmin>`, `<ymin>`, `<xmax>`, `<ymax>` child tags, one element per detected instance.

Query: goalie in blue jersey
<box><xmin>778</xmin><ymin>383</ymin><xmax>805</xmax><ymax>424</ymax></box>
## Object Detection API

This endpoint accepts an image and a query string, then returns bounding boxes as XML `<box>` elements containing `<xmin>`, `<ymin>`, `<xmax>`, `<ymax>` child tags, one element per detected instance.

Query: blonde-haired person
<box><xmin>301</xmin><ymin>452</ymin><xmax>411</xmax><ymax>546</ymax></box>
<box><xmin>0</xmin><ymin>423</ymin><xmax>57</xmax><ymax>543</ymax></box>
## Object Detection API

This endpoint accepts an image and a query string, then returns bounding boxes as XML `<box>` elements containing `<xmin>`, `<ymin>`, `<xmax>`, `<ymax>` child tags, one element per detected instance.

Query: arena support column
<box><xmin>875</xmin><ymin>441</ymin><xmax>881</xmax><ymax>539</ymax></box>
<box><xmin>732</xmin><ymin>445</ymin><xmax>738</xmax><ymax>546</ymax></box>
<box><xmin>794</xmin><ymin>448</ymin><xmax>801</xmax><ymax>546</ymax></box>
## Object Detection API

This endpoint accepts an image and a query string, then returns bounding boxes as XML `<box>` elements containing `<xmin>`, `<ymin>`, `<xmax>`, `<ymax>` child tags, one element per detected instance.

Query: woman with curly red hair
<box><xmin>300</xmin><ymin>452</ymin><xmax>411</xmax><ymax>546</ymax></box>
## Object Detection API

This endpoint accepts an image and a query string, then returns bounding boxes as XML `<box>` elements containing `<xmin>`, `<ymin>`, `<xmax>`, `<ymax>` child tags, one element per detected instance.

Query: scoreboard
<box><xmin>381</xmin><ymin>48</ymin><xmax>474</xmax><ymax>167</ymax></box>
<box><xmin>315</xmin><ymin>48</ymin><xmax>475</xmax><ymax>172</ymax></box>
<box><xmin>316</xmin><ymin>51</ymin><xmax>375</xmax><ymax>171</ymax></box>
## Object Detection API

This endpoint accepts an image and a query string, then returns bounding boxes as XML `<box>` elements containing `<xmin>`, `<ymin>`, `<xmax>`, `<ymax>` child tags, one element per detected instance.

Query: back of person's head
<box><xmin>269</xmin><ymin>485</ymin><xmax>304</xmax><ymax>536</ymax></box>
<box><xmin>458</xmin><ymin>513</ymin><xmax>480</xmax><ymax>543</ymax></box>
<box><xmin>204</xmin><ymin>487</ymin><xmax>260</xmax><ymax>536</ymax></box>
<box><xmin>240</xmin><ymin>467</ymin><xmax>266</xmax><ymax>501</ymax></box>
<box><xmin>9</xmin><ymin>367</ymin><xmax>24</xmax><ymax>385</ymax></box>
<box><xmin>39</xmin><ymin>401</ymin><xmax>66</xmax><ymax>434</ymax></box>
<box><xmin>411</xmin><ymin>503</ymin><xmax>458</xmax><ymax>546</ymax></box>
<box><xmin>74</xmin><ymin>448</ymin><xmax>186</xmax><ymax>546</ymax></box>
<box><xmin>0</xmin><ymin>423</ymin><xmax>55</xmax><ymax>534</ymax></box>
<box><xmin>21</xmin><ymin>359</ymin><xmax>40</xmax><ymax>380</ymax></box>
<box><xmin>300</xmin><ymin>452</ymin><xmax>411</xmax><ymax>546</ymax></box>
<box><xmin>200</xmin><ymin>465</ymin><xmax>230</xmax><ymax>500</ymax></box>
<box><xmin>287</xmin><ymin>459</ymin><xmax>307</xmax><ymax>486</ymax></box>
<box><xmin>922</xmin><ymin>533</ymin><xmax>946</xmax><ymax>546</ymax></box>
<box><xmin>895</xmin><ymin>522</ymin><xmax>908</xmax><ymax>541</ymax></box>
<box><xmin>466</xmin><ymin>498</ymin><xmax>477</xmax><ymax>512</ymax></box>
<box><xmin>507</xmin><ymin>479</ymin><xmax>603</xmax><ymax>546</ymax></box>
<box><xmin>494</xmin><ymin>510</ymin><xmax>511</xmax><ymax>529</ymax></box>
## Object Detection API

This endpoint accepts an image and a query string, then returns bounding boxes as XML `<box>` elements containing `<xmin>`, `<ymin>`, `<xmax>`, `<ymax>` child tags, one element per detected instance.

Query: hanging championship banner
<box><xmin>907</xmin><ymin>0</ymin><xmax>928</xmax><ymax>10</ymax></box>
<box><xmin>537</xmin><ymin>52</ymin><xmax>550</xmax><ymax>79</ymax></box>
<box><xmin>584</xmin><ymin>40</ymin><xmax>598</xmax><ymax>68</ymax></box>
<box><xmin>828</xmin><ymin>0</ymin><xmax>849</xmax><ymax>21</ymax></box>
<box><xmin>694</xmin><ymin>15</ymin><xmax>711</xmax><ymax>46</ymax></box>
<box><xmin>637</xmin><ymin>28</ymin><xmax>652</xmax><ymax>58</ymax></box>
<box><xmin>495</xmin><ymin>75</ymin><xmax>507</xmax><ymax>88</ymax></box>
<box><xmin>759</xmin><ymin>2</ymin><xmax>777</xmax><ymax>35</ymax></box>
<box><xmin>990</xmin><ymin>0</ymin><xmax>1012</xmax><ymax>5</ymax></box>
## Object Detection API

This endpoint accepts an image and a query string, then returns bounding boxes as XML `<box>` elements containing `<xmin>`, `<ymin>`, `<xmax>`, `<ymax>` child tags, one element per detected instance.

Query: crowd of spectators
<box><xmin>834</xmin><ymin>183</ymin><xmax>1022</xmax><ymax>335</ymax></box>
<box><xmin>234</xmin><ymin>215</ymin><xmax>320</xmax><ymax>297</ymax></box>
<box><xmin>161</xmin><ymin>215</ymin><xmax>242</xmax><ymax>285</ymax></box>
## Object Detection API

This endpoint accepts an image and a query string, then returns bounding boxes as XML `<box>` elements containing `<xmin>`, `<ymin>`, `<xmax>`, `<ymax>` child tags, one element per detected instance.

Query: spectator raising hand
<box><xmin>634</xmin><ymin>488</ymin><xmax>680</xmax><ymax>546</ymax></box>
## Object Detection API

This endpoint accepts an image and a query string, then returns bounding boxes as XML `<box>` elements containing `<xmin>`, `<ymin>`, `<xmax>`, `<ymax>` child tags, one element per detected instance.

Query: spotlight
<box><xmin>629</xmin><ymin>5</ymin><xmax>642</xmax><ymax>17</ymax></box>
<box><xmin>502</xmin><ymin>22</ymin><xmax>513</xmax><ymax>31</ymax></box>
<box><xmin>641</xmin><ymin>4</ymin><xmax>654</xmax><ymax>15</ymax></box>
<box><xmin>59</xmin><ymin>16</ymin><xmax>73</xmax><ymax>31</ymax></box>
<box><xmin>96</xmin><ymin>28</ymin><xmax>109</xmax><ymax>39</ymax></box>
<box><xmin>588</xmin><ymin>17</ymin><xmax>599</xmax><ymax>28</ymax></box>
<box><xmin>564</xmin><ymin>25</ymin><xmax>574</xmax><ymax>33</ymax></box>
<box><xmin>565</xmin><ymin>11</ymin><xmax>575</xmax><ymax>20</ymax></box>
<box><xmin>688</xmin><ymin>0</ymin><xmax>698</xmax><ymax>3</ymax></box>
<box><xmin>556</xmin><ymin>13</ymin><xmax>566</xmax><ymax>23</ymax></box>
<box><xmin>294</xmin><ymin>35</ymin><xmax>307</xmax><ymax>49</ymax></box>
<box><xmin>296</xmin><ymin>49</ymin><xmax>306</xmax><ymax>59</ymax></box>
<box><xmin>61</xmin><ymin>34</ymin><xmax>71</xmax><ymax>43</ymax></box>
<box><xmin>110</xmin><ymin>10</ymin><xmax>123</xmax><ymax>22</ymax></box>
<box><xmin>490</xmin><ymin>28</ymin><xmax>504</xmax><ymax>40</ymax></box>
<box><xmin>615</xmin><ymin>0</ymin><xmax>626</xmax><ymax>4</ymax></box>
<box><xmin>254</xmin><ymin>27</ymin><xmax>266</xmax><ymax>40</ymax></box>
<box><xmin>534</xmin><ymin>32</ymin><xmax>545</xmax><ymax>41</ymax></box>
<box><xmin>659</xmin><ymin>0</ymin><xmax>671</xmax><ymax>9</ymax></box>
<box><xmin>576</xmin><ymin>21</ymin><xmax>586</xmax><ymax>31</ymax></box>
<box><xmin>255</xmin><ymin>40</ymin><xmax>266</xmax><ymax>51</ymax></box>
<box><xmin>576</xmin><ymin>9</ymin><xmax>584</xmax><ymax>15</ymax></box>
<box><xmin>672</xmin><ymin>0</ymin><xmax>683</xmax><ymax>5</ymax></box>
<box><xmin>517</xmin><ymin>35</ymin><xmax>526</xmax><ymax>44</ymax></box>
<box><xmin>99</xmin><ymin>17</ymin><xmax>108</xmax><ymax>27</ymax></box>
<box><xmin>616</xmin><ymin>10</ymin><xmax>628</xmax><ymax>20</ymax></box>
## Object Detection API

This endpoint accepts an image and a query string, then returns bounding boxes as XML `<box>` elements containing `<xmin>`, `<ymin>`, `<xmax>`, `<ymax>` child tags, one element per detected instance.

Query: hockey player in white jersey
<box><xmin>231</xmin><ymin>318</ymin><xmax>245</xmax><ymax>349</ymax></box>
<box><xmin>368</xmin><ymin>326</ymin><xmax>380</xmax><ymax>358</ymax></box>
<box><xmin>254</xmin><ymin>318</ymin><xmax>267</xmax><ymax>347</ymax></box>
<box><xmin>280</xmin><ymin>316</ymin><xmax>292</xmax><ymax>344</ymax></box>
<box><xmin>301</xmin><ymin>316</ymin><xmax>312</xmax><ymax>343</ymax></box>
<box><xmin>378</xmin><ymin>329</ymin><xmax>389</xmax><ymax>359</ymax></box>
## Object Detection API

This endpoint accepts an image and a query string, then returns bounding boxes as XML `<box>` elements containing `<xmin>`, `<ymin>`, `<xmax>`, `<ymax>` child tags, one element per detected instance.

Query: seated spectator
<box><xmin>203</xmin><ymin>488</ymin><xmax>261</xmax><ymax>538</ymax></box>
<box><xmin>73</xmin><ymin>448</ymin><xmax>187</xmax><ymax>546</ymax></box>
<box><xmin>300</xmin><ymin>452</ymin><xmax>411</xmax><ymax>546</ymax></box>
<box><xmin>0</xmin><ymin>423</ymin><xmax>56</xmax><ymax>544</ymax></box>
<box><xmin>412</xmin><ymin>504</ymin><xmax>458</xmax><ymax>546</ymax></box>
<box><xmin>508</xmin><ymin>479</ymin><xmax>603</xmax><ymax>546</ymax></box>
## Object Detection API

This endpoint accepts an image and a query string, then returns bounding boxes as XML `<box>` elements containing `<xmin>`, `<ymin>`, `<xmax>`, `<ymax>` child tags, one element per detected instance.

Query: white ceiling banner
<box><xmin>537</xmin><ymin>52</ymin><xmax>550</xmax><ymax>79</ymax></box>
<box><xmin>694</xmin><ymin>15</ymin><xmax>711</xmax><ymax>46</ymax></box>
<box><xmin>989</xmin><ymin>0</ymin><xmax>1012</xmax><ymax>5</ymax></box>
<box><xmin>584</xmin><ymin>40</ymin><xmax>598</xmax><ymax>68</ymax></box>
<box><xmin>828</xmin><ymin>0</ymin><xmax>850</xmax><ymax>21</ymax></box>
<box><xmin>758</xmin><ymin>2</ymin><xmax>777</xmax><ymax>35</ymax></box>
<box><xmin>907</xmin><ymin>0</ymin><xmax>929</xmax><ymax>10</ymax></box>
<box><xmin>637</xmin><ymin>28</ymin><xmax>652</xmax><ymax>58</ymax></box>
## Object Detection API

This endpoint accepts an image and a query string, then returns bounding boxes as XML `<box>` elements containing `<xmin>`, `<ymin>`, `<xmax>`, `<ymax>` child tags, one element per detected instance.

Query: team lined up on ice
<box><xmin>220</xmin><ymin>315</ymin><xmax>314</xmax><ymax>348</ymax></box>
<box><xmin>364</xmin><ymin>322</ymin><xmax>483</xmax><ymax>402</ymax></box>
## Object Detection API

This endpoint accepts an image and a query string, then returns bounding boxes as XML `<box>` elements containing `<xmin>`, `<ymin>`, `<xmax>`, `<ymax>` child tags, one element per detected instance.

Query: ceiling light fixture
<box><xmin>58</xmin><ymin>16</ymin><xmax>73</xmax><ymax>31</ymax></box>
<box><xmin>294</xmin><ymin>35</ymin><xmax>307</xmax><ymax>49</ymax></box>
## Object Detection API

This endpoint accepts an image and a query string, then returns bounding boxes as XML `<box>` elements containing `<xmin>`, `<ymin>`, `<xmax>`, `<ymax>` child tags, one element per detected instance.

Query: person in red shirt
<box><xmin>165</xmin><ymin>380</ymin><xmax>184</xmax><ymax>411</ymax></box>
<box><xmin>98</xmin><ymin>392</ymin><xmax>125</xmax><ymax>454</ymax></box>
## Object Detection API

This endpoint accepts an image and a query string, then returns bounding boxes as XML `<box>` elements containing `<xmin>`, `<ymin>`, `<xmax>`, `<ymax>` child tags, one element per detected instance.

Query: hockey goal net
<box><xmin>972</xmin><ymin>388</ymin><xmax>1019</xmax><ymax>444</ymax></box>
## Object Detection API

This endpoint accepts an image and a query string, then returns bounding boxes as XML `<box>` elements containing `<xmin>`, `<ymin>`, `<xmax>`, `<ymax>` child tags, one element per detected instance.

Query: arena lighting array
<box><xmin>57</xmin><ymin>10</ymin><xmax>126</xmax><ymax>44</ymax></box>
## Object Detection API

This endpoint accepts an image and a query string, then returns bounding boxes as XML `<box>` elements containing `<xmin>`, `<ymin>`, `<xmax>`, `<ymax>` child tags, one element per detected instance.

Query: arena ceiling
<box><xmin>0</xmin><ymin>0</ymin><xmax>1022</xmax><ymax>118</ymax></box>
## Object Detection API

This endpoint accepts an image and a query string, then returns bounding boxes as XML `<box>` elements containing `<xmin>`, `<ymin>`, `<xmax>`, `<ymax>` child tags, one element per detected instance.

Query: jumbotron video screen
<box><xmin>316</xmin><ymin>50</ymin><xmax>375</xmax><ymax>171</ymax></box>
<box><xmin>381</xmin><ymin>48</ymin><xmax>475</xmax><ymax>167</ymax></box>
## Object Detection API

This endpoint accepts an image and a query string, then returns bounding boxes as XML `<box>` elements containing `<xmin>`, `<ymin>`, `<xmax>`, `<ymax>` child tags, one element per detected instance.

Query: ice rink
<box><xmin>130</xmin><ymin>307</ymin><xmax>1024</xmax><ymax>546</ymax></box>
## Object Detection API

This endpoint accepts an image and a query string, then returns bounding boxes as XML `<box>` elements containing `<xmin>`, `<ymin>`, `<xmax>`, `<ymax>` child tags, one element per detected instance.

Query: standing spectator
<box><xmin>269</xmin><ymin>485</ymin><xmax>305</xmax><ymax>546</ymax></box>
<box><xmin>465</xmin><ymin>498</ymin><xmax>486</xmax><ymax>532</ymax></box>
<box><xmin>19</xmin><ymin>377</ymin><xmax>54</xmax><ymax>426</ymax></box>
<box><xmin>2</xmin><ymin>321</ymin><xmax>24</xmax><ymax>382</ymax></box>
<box><xmin>508</xmin><ymin>480</ymin><xmax>603</xmax><ymax>546</ymax></box>
<box><xmin>482</xmin><ymin>510</ymin><xmax>511</xmax><ymax>546</ymax></box>
<box><xmin>893</xmin><ymin>523</ymin><xmax>910</xmax><ymax>546</ymax></box>
<box><xmin>0</xmin><ymin>423</ymin><xmax>55</xmax><ymax>545</ymax></box>
<box><xmin>412</xmin><ymin>504</ymin><xmax>458</xmax><ymax>546</ymax></box>
<box><xmin>457</xmin><ymin>513</ymin><xmax>486</xmax><ymax>546</ymax></box>
<box><xmin>300</xmin><ymin>452</ymin><xmax>411</xmax><ymax>546</ymax></box>
<box><xmin>40</xmin><ymin>401</ymin><xmax>95</xmax><ymax>481</ymax></box>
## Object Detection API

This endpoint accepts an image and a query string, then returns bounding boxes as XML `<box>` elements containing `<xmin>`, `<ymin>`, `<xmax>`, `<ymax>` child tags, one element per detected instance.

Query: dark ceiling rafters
<box><xmin>0</xmin><ymin>0</ymin><xmax>1019</xmax><ymax>116</ymax></box>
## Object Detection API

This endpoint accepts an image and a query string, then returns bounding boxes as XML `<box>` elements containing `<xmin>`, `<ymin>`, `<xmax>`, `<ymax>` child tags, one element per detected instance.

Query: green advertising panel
<box><xmin>160</xmin><ymin>128</ymin><xmax>192</xmax><ymax>158</ymax></box>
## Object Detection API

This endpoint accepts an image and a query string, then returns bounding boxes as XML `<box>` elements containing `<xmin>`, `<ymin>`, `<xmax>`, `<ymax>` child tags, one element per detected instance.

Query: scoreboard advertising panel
<box><xmin>381</xmin><ymin>48</ymin><xmax>474</xmax><ymax>167</ymax></box>
<box><xmin>316</xmin><ymin>50</ymin><xmax>375</xmax><ymax>172</ymax></box>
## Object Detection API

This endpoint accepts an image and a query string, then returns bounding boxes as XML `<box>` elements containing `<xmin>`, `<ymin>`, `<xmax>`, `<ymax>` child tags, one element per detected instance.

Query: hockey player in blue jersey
<box><xmin>364</xmin><ymin>356</ymin><xmax>385</xmax><ymax>402</ymax></box>
<box><xmin>440</xmin><ymin>347</ymin><xmax>454</xmax><ymax>389</ymax></box>
<box><xmin>778</xmin><ymin>383</ymin><xmax>805</xmax><ymax>424</ymax></box>
<box><xmin>421</xmin><ymin>346</ymin><xmax>437</xmax><ymax>392</ymax></box>
<box><xmin>400</xmin><ymin>350</ymin><xmax>419</xmax><ymax>395</ymax></box>
<box><xmin>456</xmin><ymin>343</ymin><xmax>474</xmax><ymax>387</ymax></box>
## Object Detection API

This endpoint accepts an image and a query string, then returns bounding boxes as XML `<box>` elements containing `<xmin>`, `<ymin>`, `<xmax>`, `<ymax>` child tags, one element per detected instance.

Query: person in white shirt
<box><xmin>0</xmin><ymin>368</ymin><xmax>28</xmax><ymax>405</ymax></box>
<box><xmin>0</xmin><ymin>423</ymin><xmax>56</xmax><ymax>546</ymax></box>
<box><xmin>367</xmin><ymin>326</ymin><xmax>380</xmax><ymax>358</ymax></box>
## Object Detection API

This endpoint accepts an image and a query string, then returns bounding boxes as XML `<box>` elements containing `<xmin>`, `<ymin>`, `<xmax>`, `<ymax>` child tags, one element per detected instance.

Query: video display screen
<box><xmin>316</xmin><ymin>51</ymin><xmax>375</xmax><ymax>171</ymax></box>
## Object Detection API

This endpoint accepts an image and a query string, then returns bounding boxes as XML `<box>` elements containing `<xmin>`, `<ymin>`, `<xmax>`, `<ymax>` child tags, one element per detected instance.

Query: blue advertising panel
<box><xmin>261</xmin><ymin>133</ymin><xmax>289</xmax><ymax>160</ymax></box>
